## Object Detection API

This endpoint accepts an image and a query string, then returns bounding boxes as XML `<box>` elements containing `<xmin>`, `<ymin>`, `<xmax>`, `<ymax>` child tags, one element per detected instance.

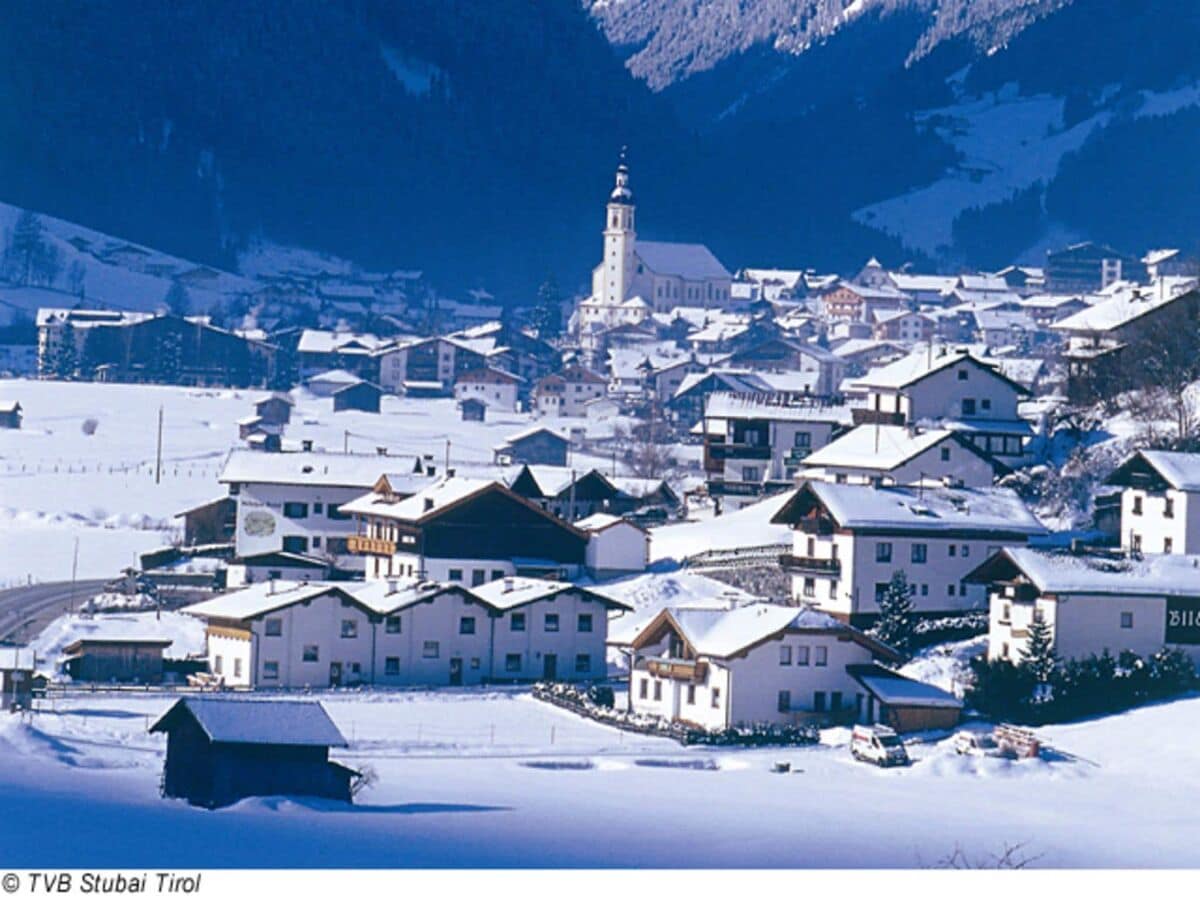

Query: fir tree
<box><xmin>4</xmin><ymin>211</ymin><xmax>60</xmax><ymax>286</ymax></box>
<box><xmin>53</xmin><ymin>321</ymin><xmax>77</xmax><ymax>380</ymax></box>
<box><xmin>164</xmin><ymin>281</ymin><xmax>191</xmax><ymax>317</ymax></box>
<box><xmin>874</xmin><ymin>570</ymin><xmax>917</xmax><ymax>656</ymax></box>
<box><xmin>530</xmin><ymin>275</ymin><xmax>563</xmax><ymax>338</ymax></box>
<box><xmin>1019</xmin><ymin>615</ymin><xmax>1056</xmax><ymax>684</ymax></box>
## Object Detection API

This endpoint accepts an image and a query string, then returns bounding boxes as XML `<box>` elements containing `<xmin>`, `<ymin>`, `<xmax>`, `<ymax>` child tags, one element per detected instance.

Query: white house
<box><xmin>770</xmin><ymin>480</ymin><xmax>1047</xmax><ymax>625</ymax></box>
<box><xmin>850</xmin><ymin>348</ymin><xmax>1034</xmax><ymax>461</ymax></box>
<box><xmin>799</xmin><ymin>424</ymin><xmax>1003</xmax><ymax>488</ymax></box>
<box><xmin>615</xmin><ymin>603</ymin><xmax>959</xmax><ymax>731</ymax></box>
<box><xmin>219</xmin><ymin>449</ymin><xmax>435</xmax><ymax>575</ymax></box>
<box><xmin>577</xmin><ymin>513</ymin><xmax>649</xmax><ymax>578</ymax></box>
<box><xmin>453</xmin><ymin>366</ymin><xmax>522</xmax><ymax>412</ymax></box>
<box><xmin>184</xmin><ymin>577</ymin><xmax>630</xmax><ymax>688</ymax></box>
<box><xmin>969</xmin><ymin>547</ymin><xmax>1200</xmax><ymax>667</ymax></box>
<box><xmin>532</xmin><ymin>365</ymin><xmax>608</xmax><ymax>417</ymax></box>
<box><xmin>1105</xmin><ymin>450</ymin><xmax>1200</xmax><ymax>555</ymax></box>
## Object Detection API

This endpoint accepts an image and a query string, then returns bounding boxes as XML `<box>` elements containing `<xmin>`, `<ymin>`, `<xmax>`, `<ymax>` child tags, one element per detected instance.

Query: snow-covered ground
<box><xmin>0</xmin><ymin>379</ymin><xmax>639</xmax><ymax>584</ymax></box>
<box><xmin>649</xmin><ymin>490</ymin><xmax>793</xmax><ymax>562</ymax></box>
<box><xmin>2</xmin><ymin>686</ymin><xmax>1199</xmax><ymax>867</ymax></box>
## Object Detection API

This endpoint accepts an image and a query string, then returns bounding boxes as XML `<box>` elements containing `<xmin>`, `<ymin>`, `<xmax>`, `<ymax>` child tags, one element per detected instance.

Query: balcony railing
<box><xmin>646</xmin><ymin>658</ymin><xmax>709</xmax><ymax>683</ymax></box>
<box><xmin>851</xmin><ymin>409</ymin><xmax>906</xmax><ymax>427</ymax></box>
<box><xmin>346</xmin><ymin>535</ymin><xmax>396</xmax><ymax>556</ymax></box>
<box><xmin>706</xmin><ymin>480</ymin><xmax>764</xmax><ymax>497</ymax></box>
<box><xmin>706</xmin><ymin>443</ymin><xmax>772</xmax><ymax>462</ymax></box>
<box><xmin>779</xmin><ymin>554</ymin><xmax>841</xmax><ymax>575</ymax></box>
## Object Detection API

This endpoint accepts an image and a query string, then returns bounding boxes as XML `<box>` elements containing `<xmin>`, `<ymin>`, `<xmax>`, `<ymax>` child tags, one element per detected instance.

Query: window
<box><xmin>282</xmin><ymin>502</ymin><xmax>308</xmax><ymax>519</ymax></box>
<box><xmin>797</xmin><ymin>646</ymin><xmax>810</xmax><ymax>666</ymax></box>
<box><xmin>981</xmin><ymin>398</ymin><xmax>992</xmax><ymax>411</ymax></box>
<box><xmin>233</xmin><ymin>658</ymin><xmax>242</xmax><ymax>678</ymax></box>
<box><xmin>262</xmin><ymin>661</ymin><xmax>279</xmax><ymax>680</ymax></box>
<box><xmin>778</xmin><ymin>690</ymin><xmax>791</xmax><ymax>713</ymax></box>
<box><xmin>803</xmin><ymin>577</ymin><xmax>815</xmax><ymax>598</ymax></box>
<box><xmin>961</xmin><ymin>544</ymin><xmax>970</xmax><ymax>557</ymax></box>
<box><xmin>794</xmin><ymin>432</ymin><xmax>811</xmax><ymax>449</ymax></box>
<box><xmin>815</xmin><ymin>646</ymin><xmax>828</xmax><ymax>667</ymax></box>
<box><xmin>1165</xmin><ymin>498</ymin><xmax>1175</xmax><ymax>518</ymax></box>
<box><xmin>422</xmin><ymin>641</ymin><xmax>439</xmax><ymax>659</ymax></box>
<box><xmin>385</xmin><ymin>657</ymin><xmax>400</xmax><ymax>676</ymax></box>
<box><xmin>814</xmin><ymin>691</ymin><xmax>827</xmax><ymax>712</ymax></box>
<box><xmin>340</xmin><ymin>619</ymin><xmax>357</xmax><ymax>639</ymax></box>
<box><xmin>386</xmin><ymin>616</ymin><xmax>401</xmax><ymax>634</ymax></box>
<box><xmin>949</xmin><ymin>544</ymin><xmax>957</xmax><ymax>557</ymax></box>
<box><xmin>327</xmin><ymin>505</ymin><xmax>351</xmax><ymax>521</ymax></box>
<box><xmin>921</xmin><ymin>583</ymin><xmax>929</xmax><ymax>596</ymax></box>
<box><xmin>578</xmin><ymin>613</ymin><xmax>593</xmax><ymax>633</ymax></box>
<box><xmin>948</xmin><ymin>584</ymin><xmax>956</xmax><ymax>596</ymax></box>
<box><xmin>491</xmin><ymin>569</ymin><xmax>506</xmax><ymax>582</ymax></box>
<box><xmin>448</xmin><ymin>568</ymin><xmax>463</xmax><ymax>582</ymax></box>
<box><xmin>1131</xmin><ymin>533</ymin><xmax>1142</xmax><ymax>552</ymax></box>
<box><xmin>471</xmin><ymin>658</ymin><xmax>480</xmax><ymax>670</ymax></box>
<box><xmin>711</xmin><ymin>687</ymin><xmax>721</xmax><ymax>708</ymax></box>
<box><xmin>639</xmin><ymin>678</ymin><xmax>648</xmax><ymax>699</ymax></box>
<box><xmin>957</xmin><ymin>369</ymin><xmax>968</xmax><ymax>381</ymax></box>
<box><xmin>545</xmin><ymin>613</ymin><xmax>560</xmax><ymax>632</ymax></box>
<box><xmin>961</xmin><ymin>398</ymin><xmax>976</xmax><ymax>416</ymax></box>
<box><xmin>780</xmin><ymin>645</ymin><xmax>792</xmax><ymax>666</ymax></box>
<box><xmin>471</xmin><ymin>569</ymin><xmax>486</xmax><ymax>587</ymax></box>
<box><xmin>686</xmin><ymin>685</ymin><xmax>696</xmax><ymax>705</ymax></box>
<box><xmin>313</xmin><ymin>502</ymin><xmax>324</xmax><ymax>514</ymax></box>
<box><xmin>1132</xmin><ymin>495</ymin><xmax>1143</xmax><ymax>515</ymax></box>
<box><xmin>213</xmin><ymin>655</ymin><xmax>223</xmax><ymax>675</ymax></box>
<box><xmin>1002</xmin><ymin>603</ymin><xmax>1011</xmax><ymax>621</ymax></box>
<box><xmin>1165</xmin><ymin>537</ymin><xmax>1174</xmax><ymax>554</ymax></box>
<box><xmin>575</xmin><ymin>654</ymin><xmax>591</xmax><ymax>673</ymax></box>
<box><xmin>874</xmin><ymin>582</ymin><xmax>889</xmax><ymax>604</ymax></box>
<box><xmin>829</xmin><ymin>580</ymin><xmax>839</xmax><ymax>599</ymax></box>
<box><xmin>940</xmin><ymin>446</ymin><xmax>951</xmax><ymax>462</ymax></box>
<box><xmin>911</xmin><ymin>543</ymin><xmax>927</xmax><ymax>564</ymax></box>
<box><xmin>876</xmin><ymin>542</ymin><xmax>893</xmax><ymax>563</ymax></box>
<box><xmin>511</xmin><ymin>613</ymin><xmax>526</xmax><ymax>632</ymax></box>
<box><xmin>302</xmin><ymin>645</ymin><xmax>319</xmax><ymax>662</ymax></box>
<box><xmin>264</xmin><ymin>618</ymin><xmax>283</xmax><ymax>637</ymax></box>
<box><xmin>281</xmin><ymin>535</ymin><xmax>308</xmax><ymax>554</ymax></box>
<box><xmin>506</xmin><ymin>653</ymin><xmax>522</xmax><ymax>673</ymax></box>
<box><xmin>1033</xmin><ymin>607</ymin><xmax>1044</xmax><ymax>623</ymax></box>
<box><xmin>653</xmin><ymin>681</ymin><xmax>662</xmax><ymax>701</ymax></box>
<box><xmin>742</xmin><ymin>466</ymin><xmax>760</xmax><ymax>482</ymax></box>
<box><xmin>1120</xmin><ymin>612</ymin><xmax>1133</xmax><ymax>629</ymax></box>
<box><xmin>459</xmin><ymin>616</ymin><xmax>476</xmax><ymax>635</ymax></box>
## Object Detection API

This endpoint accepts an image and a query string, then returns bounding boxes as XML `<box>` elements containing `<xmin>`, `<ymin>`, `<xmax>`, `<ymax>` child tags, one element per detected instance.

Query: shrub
<box><xmin>81</xmin><ymin>417</ymin><xmax>99</xmax><ymax>435</ymax></box>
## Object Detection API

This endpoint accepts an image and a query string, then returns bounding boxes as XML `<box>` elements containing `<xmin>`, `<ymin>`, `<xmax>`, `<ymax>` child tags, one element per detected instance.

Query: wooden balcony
<box><xmin>647</xmin><ymin>658</ymin><xmax>708</xmax><ymax>683</ymax></box>
<box><xmin>346</xmin><ymin>535</ymin><xmax>396</xmax><ymax>556</ymax></box>
<box><xmin>778</xmin><ymin>554</ymin><xmax>841</xmax><ymax>575</ymax></box>
<box><xmin>851</xmin><ymin>409</ymin><xmax>906</xmax><ymax>427</ymax></box>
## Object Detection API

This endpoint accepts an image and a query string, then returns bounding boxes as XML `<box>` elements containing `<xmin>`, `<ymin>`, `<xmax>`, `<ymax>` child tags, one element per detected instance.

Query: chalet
<box><xmin>450</xmin><ymin>321</ymin><xmax>559</xmax><ymax>385</ymax></box>
<box><xmin>872</xmin><ymin>310</ymin><xmax>935</xmax><ymax>344</ymax></box>
<box><xmin>332</xmin><ymin>380</ymin><xmax>383</xmax><ymax>414</ymax></box>
<box><xmin>341</xmin><ymin>477</ymin><xmax>590</xmax><ymax>583</ymax></box>
<box><xmin>150</xmin><ymin>697</ymin><xmax>354</xmax><ymax>808</ymax></box>
<box><xmin>822</xmin><ymin>282</ymin><xmax>910</xmax><ymax>322</ymax></box>
<box><xmin>968</xmin><ymin>547</ymin><xmax>1200</xmax><ymax>668</ymax></box>
<box><xmin>994</xmin><ymin>265</ymin><xmax>1046</xmax><ymax>296</ymax></box>
<box><xmin>724</xmin><ymin>336</ymin><xmax>845</xmax><ymax>398</ymax></box>
<box><xmin>531</xmin><ymin>366</ymin><xmax>607</xmax><ymax>417</ymax></box>
<box><xmin>1018</xmin><ymin>294</ymin><xmax>1089</xmax><ymax>328</ymax></box>
<box><xmin>62</xmin><ymin>637</ymin><xmax>173</xmax><ymax>683</ymax></box>
<box><xmin>375</xmin><ymin>336</ymin><xmax>493</xmax><ymax>396</ymax></box>
<box><xmin>702</xmin><ymin>392</ymin><xmax>853</xmax><ymax>513</ymax></box>
<box><xmin>218</xmin><ymin>449</ymin><xmax>435</xmax><ymax>575</ymax></box>
<box><xmin>175</xmin><ymin>495</ymin><xmax>237</xmax><ymax>547</ymax></box>
<box><xmin>223</xmin><ymin>550</ymin><xmax>346</xmax><ymax>588</ymax></box>
<box><xmin>454</xmin><ymin>366</ymin><xmax>522</xmax><ymax>412</ymax></box>
<box><xmin>770</xmin><ymin>480</ymin><xmax>1046</xmax><ymax>625</ymax></box>
<box><xmin>255</xmin><ymin>393</ymin><xmax>293</xmax><ymax>426</ymax></box>
<box><xmin>508</xmin><ymin>466</ymin><xmax>621</xmax><ymax>521</ymax></box>
<box><xmin>577</xmin><ymin>513</ymin><xmax>649</xmax><ymax>578</ymax></box>
<box><xmin>0</xmin><ymin>401</ymin><xmax>21</xmax><ymax>429</ymax></box>
<box><xmin>850</xmin><ymin>349</ymin><xmax>1034</xmax><ymax>461</ymax></box>
<box><xmin>460</xmin><ymin>397</ymin><xmax>487</xmax><ymax>422</ymax></box>
<box><xmin>296</xmin><ymin>330</ymin><xmax>384</xmax><ymax>383</ymax></box>
<box><xmin>885</xmin><ymin>273</ymin><xmax>958</xmax><ymax>306</ymax></box>
<box><xmin>1046</xmin><ymin>242</ymin><xmax>1147</xmax><ymax>294</ymax></box>
<box><xmin>616</xmin><ymin>603</ymin><xmax>957</xmax><ymax>731</ymax></box>
<box><xmin>799</xmin><ymin>424</ymin><xmax>1004</xmax><ymax>488</ymax></box>
<box><xmin>0</xmin><ymin>647</ymin><xmax>35</xmax><ymax>711</ymax></box>
<box><xmin>1105</xmin><ymin>450</ymin><xmax>1200</xmax><ymax>556</ymax></box>
<box><xmin>494</xmin><ymin>425</ymin><xmax>570</xmax><ymax>467</ymax></box>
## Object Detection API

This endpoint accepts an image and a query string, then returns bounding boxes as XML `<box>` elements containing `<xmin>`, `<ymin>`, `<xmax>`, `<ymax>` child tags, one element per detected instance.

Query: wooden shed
<box><xmin>62</xmin><ymin>637</ymin><xmax>172</xmax><ymax>684</ymax></box>
<box><xmin>460</xmin><ymin>397</ymin><xmax>487</xmax><ymax>422</ymax></box>
<box><xmin>332</xmin><ymin>380</ymin><xmax>382</xmax><ymax>414</ymax></box>
<box><xmin>848</xmin><ymin>664</ymin><xmax>963</xmax><ymax>733</ymax></box>
<box><xmin>0</xmin><ymin>401</ymin><xmax>21</xmax><ymax>430</ymax></box>
<box><xmin>150</xmin><ymin>697</ymin><xmax>356</xmax><ymax>808</ymax></box>
<box><xmin>0</xmin><ymin>646</ymin><xmax>35</xmax><ymax>711</ymax></box>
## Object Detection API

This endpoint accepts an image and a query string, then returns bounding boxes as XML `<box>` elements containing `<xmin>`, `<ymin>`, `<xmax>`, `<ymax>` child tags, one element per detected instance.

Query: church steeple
<box><xmin>602</xmin><ymin>148</ymin><xmax>637</xmax><ymax>306</ymax></box>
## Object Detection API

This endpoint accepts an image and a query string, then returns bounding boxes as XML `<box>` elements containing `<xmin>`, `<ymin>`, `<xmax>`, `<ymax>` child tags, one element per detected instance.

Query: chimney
<box><xmin>503</xmin><ymin>577</ymin><xmax>515</xmax><ymax>593</ymax></box>
<box><xmin>301</xmin><ymin>439</ymin><xmax>313</xmax><ymax>452</ymax></box>
<box><xmin>268</xmin><ymin>577</ymin><xmax>276</xmax><ymax>596</ymax></box>
<box><xmin>446</xmin><ymin>467</ymin><xmax>456</xmax><ymax>477</ymax></box>
<box><xmin>387</xmin><ymin>578</ymin><xmax>398</xmax><ymax>594</ymax></box>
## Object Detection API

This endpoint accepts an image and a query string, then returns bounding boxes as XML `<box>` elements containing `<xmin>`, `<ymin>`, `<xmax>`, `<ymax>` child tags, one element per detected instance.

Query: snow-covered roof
<box><xmin>495</xmin><ymin>424</ymin><xmax>570</xmax><ymax>448</ymax></box>
<box><xmin>343</xmin><ymin>578</ymin><xmax>463</xmax><ymax>615</ymax></box>
<box><xmin>1052</xmin><ymin>286</ymin><xmax>1187</xmax><ymax>334</ymax></box>
<box><xmin>306</xmin><ymin>368</ymin><xmax>361</xmax><ymax>385</ymax></box>
<box><xmin>774</xmin><ymin>481</ymin><xmax>1046</xmax><ymax>536</ymax></box>
<box><xmin>979</xmin><ymin>548</ymin><xmax>1200</xmax><ymax>599</ymax></box>
<box><xmin>853</xmin><ymin>348</ymin><xmax>1026</xmax><ymax>393</ymax></box>
<box><xmin>576</xmin><ymin>512</ymin><xmax>643</xmax><ymax>533</ymax></box>
<box><xmin>340</xmin><ymin>477</ymin><xmax>499</xmax><ymax>522</ymax></box>
<box><xmin>182</xmin><ymin>581</ymin><xmax>348</xmax><ymax>621</ymax></box>
<box><xmin>297</xmin><ymin>329</ymin><xmax>385</xmax><ymax>354</ymax></box>
<box><xmin>800</xmin><ymin>425</ymin><xmax>957</xmax><ymax>471</ymax></box>
<box><xmin>636</xmin><ymin>241</ymin><xmax>731</xmax><ymax>280</ymax></box>
<box><xmin>957</xmin><ymin>274</ymin><xmax>1010</xmax><ymax>292</ymax></box>
<box><xmin>469</xmin><ymin>576</ymin><xmax>630</xmax><ymax>612</ymax></box>
<box><xmin>152</xmin><ymin>697</ymin><xmax>347</xmax><ymax>747</ymax></box>
<box><xmin>850</xmin><ymin>667</ymin><xmax>963</xmax><ymax>709</ymax></box>
<box><xmin>1109</xmin><ymin>450</ymin><xmax>1200</xmax><ymax>492</ymax></box>
<box><xmin>219</xmin><ymin>449</ymin><xmax>406</xmax><ymax>488</ymax></box>
<box><xmin>739</xmin><ymin>268</ymin><xmax>806</xmax><ymax>288</ymax></box>
<box><xmin>888</xmin><ymin>273</ymin><xmax>958</xmax><ymax>293</ymax></box>
<box><xmin>704</xmin><ymin>391</ymin><xmax>853</xmax><ymax>425</ymax></box>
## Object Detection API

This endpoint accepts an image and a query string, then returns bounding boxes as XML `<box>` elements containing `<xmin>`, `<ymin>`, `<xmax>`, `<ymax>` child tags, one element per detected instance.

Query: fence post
<box><xmin>550</xmin><ymin>725</ymin><xmax>556</xmax><ymax>745</ymax></box>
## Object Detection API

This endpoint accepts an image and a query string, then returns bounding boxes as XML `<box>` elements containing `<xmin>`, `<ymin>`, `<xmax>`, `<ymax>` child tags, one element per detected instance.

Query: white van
<box><xmin>850</xmin><ymin>725</ymin><xmax>910</xmax><ymax>767</ymax></box>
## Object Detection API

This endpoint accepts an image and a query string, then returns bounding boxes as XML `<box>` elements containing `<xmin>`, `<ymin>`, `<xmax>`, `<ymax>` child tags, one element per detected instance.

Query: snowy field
<box><xmin>1</xmin><ymin>687</ymin><xmax>1199</xmax><ymax>867</ymax></box>
<box><xmin>0</xmin><ymin>379</ymin><xmax>631</xmax><ymax>585</ymax></box>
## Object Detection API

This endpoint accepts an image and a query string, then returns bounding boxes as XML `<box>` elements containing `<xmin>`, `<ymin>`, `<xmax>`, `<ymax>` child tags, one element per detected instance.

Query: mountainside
<box><xmin>1</xmin><ymin>1</ymin><xmax>1196</xmax><ymax>301</ymax></box>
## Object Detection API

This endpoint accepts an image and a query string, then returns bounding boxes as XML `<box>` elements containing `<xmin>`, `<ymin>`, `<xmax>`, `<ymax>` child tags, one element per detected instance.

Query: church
<box><xmin>576</xmin><ymin>156</ymin><xmax>733</xmax><ymax>334</ymax></box>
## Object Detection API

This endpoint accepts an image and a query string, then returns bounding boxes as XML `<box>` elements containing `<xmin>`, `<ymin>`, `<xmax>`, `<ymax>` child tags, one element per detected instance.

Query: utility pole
<box><xmin>70</xmin><ymin>536</ymin><xmax>79</xmax><ymax>615</ymax></box>
<box><xmin>344</xmin><ymin>430</ymin><xmax>350</xmax><ymax>454</ymax></box>
<box><xmin>445</xmin><ymin>439</ymin><xmax>451</xmax><ymax>474</ymax></box>
<box><xmin>155</xmin><ymin>406</ymin><xmax>164</xmax><ymax>484</ymax></box>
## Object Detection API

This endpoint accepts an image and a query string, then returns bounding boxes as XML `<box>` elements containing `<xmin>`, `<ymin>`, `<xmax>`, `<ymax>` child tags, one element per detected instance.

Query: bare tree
<box><xmin>925</xmin><ymin>841</ymin><xmax>1043</xmax><ymax>869</ymax></box>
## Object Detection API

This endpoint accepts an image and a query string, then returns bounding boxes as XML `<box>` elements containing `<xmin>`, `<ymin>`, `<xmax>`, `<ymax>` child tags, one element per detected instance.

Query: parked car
<box><xmin>953</xmin><ymin>731</ymin><xmax>1003</xmax><ymax>757</ymax></box>
<box><xmin>850</xmin><ymin>725</ymin><xmax>910</xmax><ymax>767</ymax></box>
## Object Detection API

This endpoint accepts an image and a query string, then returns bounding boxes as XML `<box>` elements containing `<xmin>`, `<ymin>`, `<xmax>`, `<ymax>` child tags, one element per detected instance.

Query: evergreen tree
<box><xmin>164</xmin><ymin>281</ymin><xmax>191</xmax><ymax>317</ymax></box>
<box><xmin>53</xmin><ymin>322</ymin><xmax>77</xmax><ymax>380</ymax></box>
<box><xmin>530</xmin><ymin>275</ymin><xmax>563</xmax><ymax>338</ymax></box>
<box><xmin>874</xmin><ymin>570</ymin><xmax>917</xmax><ymax>656</ymax></box>
<box><xmin>1019</xmin><ymin>615</ymin><xmax>1057</xmax><ymax>684</ymax></box>
<box><xmin>4</xmin><ymin>211</ymin><xmax>60</xmax><ymax>286</ymax></box>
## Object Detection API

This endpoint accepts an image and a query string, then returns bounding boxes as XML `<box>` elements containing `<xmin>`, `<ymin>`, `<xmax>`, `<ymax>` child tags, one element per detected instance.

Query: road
<box><xmin>0</xmin><ymin>579</ymin><xmax>108</xmax><ymax>643</ymax></box>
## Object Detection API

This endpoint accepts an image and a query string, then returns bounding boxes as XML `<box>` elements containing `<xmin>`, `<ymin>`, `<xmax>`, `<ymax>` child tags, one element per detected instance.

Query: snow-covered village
<box><xmin>1</xmin><ymin>1</ymin><xmax>1199</xmax><ymax>878</ymax></box>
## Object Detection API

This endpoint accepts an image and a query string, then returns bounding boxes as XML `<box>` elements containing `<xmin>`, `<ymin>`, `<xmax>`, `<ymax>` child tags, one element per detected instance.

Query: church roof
<box><xmin>636</xmin><ymin>241</ymin><xmax>731</xmax><ymax>281</ymax></box>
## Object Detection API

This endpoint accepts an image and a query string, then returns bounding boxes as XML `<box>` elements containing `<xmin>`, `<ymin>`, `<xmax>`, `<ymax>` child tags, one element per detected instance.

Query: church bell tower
<box><xmin>602</xmin><ymin>149</ymin><xmax>636</xmax><ymax>306</ymax></box>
